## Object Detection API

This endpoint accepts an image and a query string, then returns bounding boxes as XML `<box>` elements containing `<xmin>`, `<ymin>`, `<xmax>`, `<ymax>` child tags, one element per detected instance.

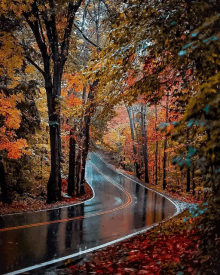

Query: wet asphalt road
<box><xmin>0</xmin><ymin>153</ymin><xmax>177</xmax><ymax>275</ymax></box>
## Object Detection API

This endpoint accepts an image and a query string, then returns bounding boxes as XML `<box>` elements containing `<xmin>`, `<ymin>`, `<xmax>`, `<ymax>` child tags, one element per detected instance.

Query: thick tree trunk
<box><xmin>141</xmin><ymin>104</ymin><xmax>149</xmax><ymax>184</ymax></box>
<box><xmin>47</xmin><ymin>121</ymin><xmax>62</xmax><ymax>203</ymax></box>
<box><xmin>163</xmin><ymin>93</ymin><xmax>169</xmax><ymax>190</ymax></box>
<box><xmin>68</xmin><ymin>129</ymin><xmax>76</xmax><ymax>196</ymax></box>
<box><xmin>0</xmin><ymin>156</ymin><xmax>9</xmax><ymax>204</ymax></box>
<box><xmin>127</xmin><ymin>106</ymin><xmax>141</xmax><ymax>179</ymax></box>
<box><xmin>46</xmin><ymin>82</ymin><xmax>62</xmax><ymax>203</ymax></box>
<box><xmin>155</xmin><ymin>103</ymin><xmax>158</xmax><ymax>185</ymax></box>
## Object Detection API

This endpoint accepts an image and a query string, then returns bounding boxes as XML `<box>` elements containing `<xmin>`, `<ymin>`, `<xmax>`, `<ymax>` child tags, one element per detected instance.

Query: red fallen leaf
<box><xmin>107</xmin><ymin>267</ymin><xmax>114</xmax><ymax>272</ymax></box>
<box><xmin>137</xmin><ymin>270</ymin><xmax>150</xmax><ymax>274</ymax></box>
<box><xmin>95</xmin><ymin>269</ymin><xmax>105</xmax><ymax>273</ymax></box>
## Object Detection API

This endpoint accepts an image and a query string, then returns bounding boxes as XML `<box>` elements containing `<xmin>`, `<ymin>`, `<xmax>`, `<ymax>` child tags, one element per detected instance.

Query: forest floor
<box><xmin>0</xmin><ymin>181</ymin><xmax>93</xmax><ymax>215</ymax></box>
<box><xmin>49</xmin><ymin>210</ymin><xmax>201</xmax><ymax>275</ymax></box>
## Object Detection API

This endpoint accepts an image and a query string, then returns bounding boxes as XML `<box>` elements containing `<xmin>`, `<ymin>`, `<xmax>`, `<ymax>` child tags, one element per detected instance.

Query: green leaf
<box><xmin>187</xmin><ymin>147</ymin><xmax>197</xmax><ymax>158</ymax></box>
<box><xmin>178</xmin><ymin>50</ymin><xmax>187</xmax><ymax>56</ymax></box>
<box><xmin>203</xmin><ymin>104</ymin><xmax>209</xmax><ymax>114</ymax></box>
<box><xmin>187</xmin><ymin>119</ymin><xmax>194</xmax><ymax>127</ymax></box>
<box><xmin>185</xmin><ymin>158</ymin><xmax>191</xmax><ymax>167</ymax></box>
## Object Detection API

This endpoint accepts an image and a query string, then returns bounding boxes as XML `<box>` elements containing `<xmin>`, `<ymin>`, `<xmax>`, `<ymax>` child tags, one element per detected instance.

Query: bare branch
<box><xmin>60</xmin><ymin>0</ymin><xmax>83</xmax><ymax>70</ymax></box>
<box><xmin>23</xmin><ymin>2</ymin><xmax>49</xmax><ymax>66</ymax></box>
<box><xmin>100</xmin><ymin>0</ymin><xmax>110</xmax><ymax>13</ymax></box>
<box><xmin>74</xmin><ymin>23</ymin><xmax>102</xmax><ymax>50</ymax></box>
<box><xmin>86</xmin><ymin>6</ymin><xmax>96</xmax><ymax>23</ymax></box>
<box><xmin>25</xmin><ymin>55</ymin><xmax>45</xmax><ymax>77</ymax></box>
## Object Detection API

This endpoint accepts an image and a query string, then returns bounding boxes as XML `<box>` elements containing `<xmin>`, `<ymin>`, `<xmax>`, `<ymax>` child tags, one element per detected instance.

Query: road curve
<box><xmin>0</xmin><ymin>153</ymin><xmax>178</xmax><ymax>275</ymax></box>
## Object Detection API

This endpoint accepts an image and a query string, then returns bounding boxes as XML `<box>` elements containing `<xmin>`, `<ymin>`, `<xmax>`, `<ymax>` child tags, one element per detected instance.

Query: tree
<box><xmin>1</xmin><ymin>0</ymin><xmax>84</xmax><ymax>203</ymax></box>
<box><xmin>0</xmin><ymin>91</ymin><xmax>29</xmax><ymax>202</ymax></box>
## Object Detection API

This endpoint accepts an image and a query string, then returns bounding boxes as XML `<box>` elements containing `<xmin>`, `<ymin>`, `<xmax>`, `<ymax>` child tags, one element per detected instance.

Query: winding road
<box><xmin>0</xmin><ymin>153</ymin><xmax>178</xmax><ymax>275</ymax></box>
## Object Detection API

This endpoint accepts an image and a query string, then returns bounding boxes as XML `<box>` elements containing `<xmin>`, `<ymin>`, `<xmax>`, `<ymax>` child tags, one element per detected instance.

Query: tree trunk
<box><xmin>68</xmin><ymin>129</ymin><xmax>76</xmax><ymax>196</ymax></box>
<box><xmin>163</xmin><ymin>92</ymin><xmax>169</xmax><ymax>190</ymax></box>
<box><xmin>80</xmin><ymin>81</ymin><xmax>97</xmax><ymax>194</ymax></box>
<box><xmin>127</xmin><ymin>106</ymin><xmax>141</xmax><ymax>179</ymax></box>
<box><xmin>187</xmin><ymin>167</ymin><xmax>190</xmax><ymax>192</ymax></box>
<box><xmin>0</xmin><ymin>156</ymin><xmax>9</xmax><ymax>204</ymax></box>
<box><xmin>23</xmin><ymin>0</ymin><xmax>83</xmax><ymax>203</ymax></box>
<box><xmin>75</xmin><ymin>150</ymin><xmax>82</xmax><ymax>197</ymax></box>
<box><xmin>192</xmin><ymin>168</ymin><xmax>195</xmax><ymax>196</ymax></box>
<box><xmin>46</xmin><ymin>82</ymin><xmax>62</xmax><ymax>203</ymax></box>
<box><xmin>158</xmin><ymin>147</ymin><xmax>161</xmax><ymax>182</ymax></box>
<box><xmin>163</xmin><ymin>137</ymin><xmax>167</xmax><ymax>190</ymax></box>
<box><xmin>155</xmin><ymin>103</ymin><xmax>158</xmax><ymax>185</ymax></box>
<box><xmin>186</xmin><ymin>129</ymin><xmax>190</xmax><ymax>192</ymax></box>
<box><xmin>79</xmin><ymin>85</ymin><xmax>88</xmax><ymax>195</ymax></box>
<box><xmin>141</xmin><ymin>104</ymin><xmax>149</xmax><ymax>184</ymax></box>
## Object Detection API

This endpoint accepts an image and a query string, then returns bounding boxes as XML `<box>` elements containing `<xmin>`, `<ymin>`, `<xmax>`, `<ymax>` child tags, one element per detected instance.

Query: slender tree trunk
<box><xmin>163</xmin><ymin>93</ymin><xmax>169</xmax><ymax>190</ymax></box>
<box><xmin>75</xmin><ymin>149</ymin><xmax>81</xmax><ymax>197</ymax></box>
<box><xmin>81</xmin><ymin>117</ymin><xmax>89</xmax><ymax>195</ymax></box>
<box><xmin>80</xmin><ymin>0</ymin><xmax>101</xmax><ymax>195</ymax></box>
<box><xmin>192</xmin><ymin>168</ymin><xmax>195</xmax><ymax>196</ymax></box>
<box><xmin>141</xmin><ymin>104</ymin><xmax>149</xmax><ymax>184</ymax></box>
<box><xmin>80</xmin><ymin>80</ymin><xmax>98</xmax><ymax>194</ymax></box>
<box><xmin>127</xmin><ymin>106</ymin><xmax>141</xmax><ymax>179</ymax></box>
<box><xmin>155</xmin><ymin>103</ymin><xmax>158</xmax><ymax>185</ymax></box>
<box><xmin>123</xmin><ymin>153</ymin><xmax>126</xmax><ymax>170</ymax></box>
<box><xmin>152</xmin><ymin>164</ymin><xmax>155</xmax><ymax>183</ymax></box>
<box><xmin>158</xmin><ymin>147</ymin><xmax>160</xmax><ymax>180</ymax></box>
<box><xmin>79</xmin><ymin>85</ymin><xmax>88</xmax><ymax>195</ymax></box>
<box><xmin>68</xmin><ymin>129</ymin><xmax>76</xmax><ymax>196</ymax></box>
<box><xmin>186</xmin><ymin>129</ymin><xmax>190</xmax><ymax>192</ymax></box>
<box><xmin>0</xmin><ymin>156</ymin><xmax>9</xmax><ymax>204</ymax></box>
<box><xmin>187</xmin><ymin>167</ymin><xmax>191</xmax><ymax>192</ymax></box>
<box><xmin>163</xmin><ymin>138</ymin><xmax>167</xmax><ymax>190</ymax></box>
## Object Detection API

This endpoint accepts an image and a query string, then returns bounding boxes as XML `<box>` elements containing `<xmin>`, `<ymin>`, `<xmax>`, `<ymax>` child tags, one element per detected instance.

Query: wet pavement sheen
<box><xmin>0</xmin><ymin>153</ymin><xmax>177</xmax><ymax>275</ymax></box>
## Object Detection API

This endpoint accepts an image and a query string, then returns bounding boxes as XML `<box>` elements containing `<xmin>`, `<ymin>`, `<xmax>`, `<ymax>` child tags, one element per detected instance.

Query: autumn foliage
<box><xmin>69</xmin><ymin>212</ymin><xmax>200</xmax><ymax>275</ymax></box>
<box><xmin>0</xmin><ymin>91</ymin><xmax>29</xmax><ymax>159</ymax></box>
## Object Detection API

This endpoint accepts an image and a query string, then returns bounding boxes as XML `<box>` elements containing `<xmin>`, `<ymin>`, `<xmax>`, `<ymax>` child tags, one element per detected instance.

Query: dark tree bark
<box><xmin>163</xmin><ymin>92</ymin><xmax>169</xmax><ymax>190</ymax></box>
<box><xmin>192</xmin><ymin>168</ymin><xmax>195</xmax><ymax>196</ymax></box>
<box><xmin>23</xmin><ymin>0</ymin><xmax>83</xmax><ymax>203</ymax></box>
<box><xmin>68</xmin><ymin>129</ymin><xmax>76</xmax><ymax>196</ymax></box>
<box><xmin>141</xmin><ymin>104</ymin><xmax>149</xmax><ymax>184</ymax></box>
<box><xmin>76</xmin><ymin>148</ymin><xmax>82</xmax><ymax>196</ymax></box>
<box><xmin>155</xmin><ymin>103</ymin><xmax>158</xmax><ymax>185</ymax></box>
<box><xmin>80</xmin><ymin>80</ymin><xmax>98</xmax><ymax>194</ymax></box>
<box><xmin>186</xmin><ymin>129</ymin><xmax>191</xmax><ymax>192</ymax></box>
<box><xmin>0</xmin><ymin>156</ymin><xmax>9</xmax><ymax>204</ymax></box>
<box><xmin>127</xmin><ymin>106</ymin><xmax>141</xmax><ymax>179</ymax></box>
<box><xmin>158</xmin><ymin>147</ymin><xmax>161</xmax><ymax>180</ymax></box>
<box><xmin>187</xmin><ymin>167</ymin><xmax>191</xmax><ymax>192</ymax></box>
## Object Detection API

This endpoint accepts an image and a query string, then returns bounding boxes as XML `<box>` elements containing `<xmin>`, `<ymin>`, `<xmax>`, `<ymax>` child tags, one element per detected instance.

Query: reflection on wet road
<box><xmin>0</xmin><ymin>153</ymin><xmax>177</xmax><ymax>275</ymax></box>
